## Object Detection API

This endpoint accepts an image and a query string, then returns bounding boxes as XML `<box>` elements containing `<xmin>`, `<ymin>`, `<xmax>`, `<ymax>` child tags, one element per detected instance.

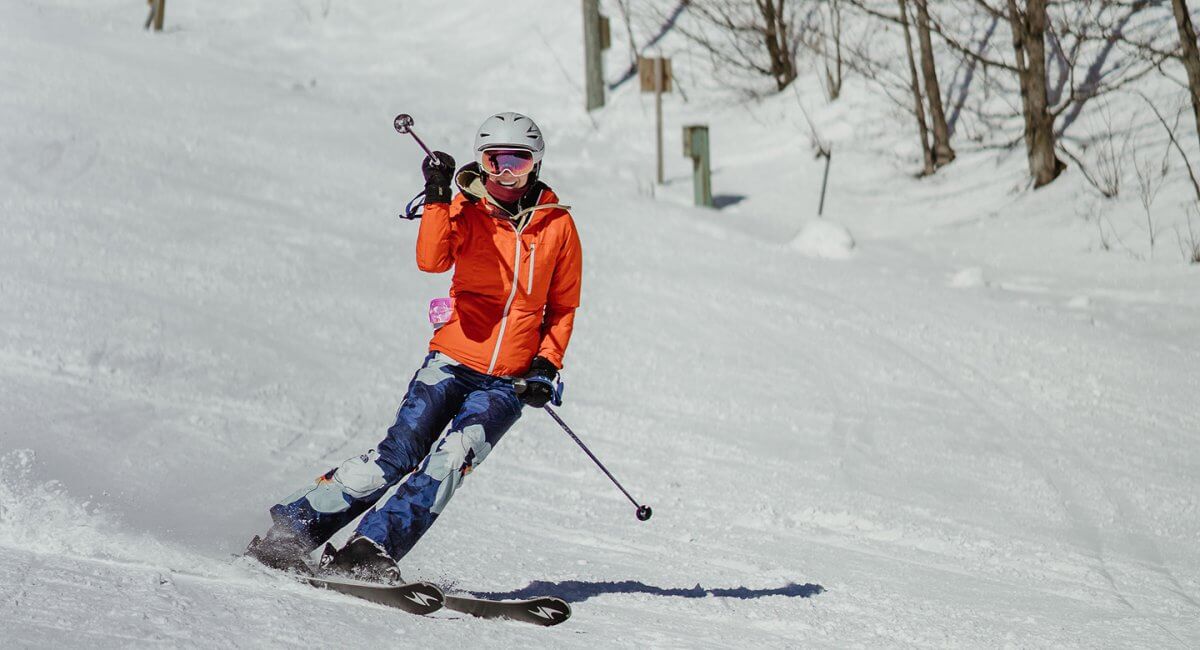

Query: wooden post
<box><xmin>639</xmin><ymin>57</ymin><xmax>673</xmax><ymax>185</ymax></box>
<box><xmin>654</xmin><ymin>57</ymin><xmax>664</xmax><ymax>184</ymax></box>
<box><xmin>683</xmin><ymin>125</ymin><xmax>712</xmax><ymax>208</ymax></box>
<box><xmin>153</xmin><ymin>0</ymin><xmax>165</xmax><ymax>31</ymax></box>
<box><xmin>582</xmin><ymin>0</ymin><xmax>605</xmax><ymax>111</ymax></box>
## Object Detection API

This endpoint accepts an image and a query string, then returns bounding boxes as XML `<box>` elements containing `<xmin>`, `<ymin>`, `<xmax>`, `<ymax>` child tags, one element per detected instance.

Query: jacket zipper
<box><xmin>526</xmin><ymin>243</ymin><xmax>536</xmax><ymax>294</ymax></box>
<box><xmin>486</xmin><ymin>220</ymin><xmax>527</xmax><ymax>375</ymax></box>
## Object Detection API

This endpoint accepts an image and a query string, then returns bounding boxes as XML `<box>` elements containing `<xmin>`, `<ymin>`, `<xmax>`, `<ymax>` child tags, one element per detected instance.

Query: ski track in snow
<box><xmin>810</xmin><ymin>277</ymin><xmax>1199</xmax><ymax>623</ymax></box>
<box><xmin>2</xmin><ymin>0</ymin><xmax>1199</xmax><ymax>647</ymax></box>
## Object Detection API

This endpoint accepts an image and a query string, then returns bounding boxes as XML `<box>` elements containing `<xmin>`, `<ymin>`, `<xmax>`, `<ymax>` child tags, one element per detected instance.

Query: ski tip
<box><xmin>512</xmin><ymin>596</ymin><xmax>572</xmax><ymax>626</ymax></box>
<box><xmin>529</xmin><ymin>597</ymin><xmax>571</xmax><ymax>625</ymax></box>
<box><xmin>444</xmin><ymin>594</ymin><xmax>572</xmax><ymax>626</ymax></box>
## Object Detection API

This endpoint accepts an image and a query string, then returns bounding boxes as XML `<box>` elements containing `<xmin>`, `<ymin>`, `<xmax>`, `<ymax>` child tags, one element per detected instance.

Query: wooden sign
<box><xmin>600</xmin><ymin>15</ymin><xmax>611</xmax><ymax>51</ymax></box>
<box><xmin>638</xmin><ymin>56</ymin><xmax>674</xmax><ymax>184</ymax></box>
<box><xmin>638</xmin><ymin>57</ymin><xmax>673</xmax><ymax>93</ymax></box>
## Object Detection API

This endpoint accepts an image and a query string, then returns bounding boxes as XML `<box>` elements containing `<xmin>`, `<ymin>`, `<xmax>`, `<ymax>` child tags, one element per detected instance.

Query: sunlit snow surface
<box><xmin>1</xmin><ymin>1</ymin><xmax>1198</xmax><ymax>647</ymax></box>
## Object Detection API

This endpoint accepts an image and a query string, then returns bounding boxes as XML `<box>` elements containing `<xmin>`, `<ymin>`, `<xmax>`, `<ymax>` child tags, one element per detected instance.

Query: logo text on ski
<box><xmin>528</xmin><ymin>605</ymin><xmax>565</xmax><ymax>620</ymax></box>
<box><xmin>406</xmin><ymin>591</ymin><xmax>440</xmax><ymax>607</ymax></box>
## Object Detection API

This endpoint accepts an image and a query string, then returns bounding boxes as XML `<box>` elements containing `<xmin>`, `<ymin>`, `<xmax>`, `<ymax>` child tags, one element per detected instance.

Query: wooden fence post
<box><xmin>582</xmin><ymin>0</ymin><xmax>605</xmax><ymax>111</ymax></box>
<box><xmin>145</xmin><ymin>0</ymin><xmax>165</xmax><ymax>31</ymax></box>
<box><xmin>654</xmin><ymin>57</ymin><xmax>664</xmax><ymax>184</ymax></box>
<box><xmin>683</xmin><ymin>125</ymin><xmax>712</xmax><ymax>208</ymax></box>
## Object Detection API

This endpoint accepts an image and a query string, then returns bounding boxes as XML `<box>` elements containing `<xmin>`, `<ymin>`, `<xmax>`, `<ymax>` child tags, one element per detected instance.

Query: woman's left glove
<box><xmin>519</xmin><ymin>356</ymin><xmax>560</xmax><ymax>408</ymax></box>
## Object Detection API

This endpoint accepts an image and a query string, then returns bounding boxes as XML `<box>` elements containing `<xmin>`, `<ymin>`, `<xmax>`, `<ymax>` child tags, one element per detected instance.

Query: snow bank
<box><xmin>791</xmin><ymin>219</ymin><xmax>856</xmax><ymax>259</ymax></box>
<box><xmin>0</xmin><ymin>449</ymin><xmax>198</xmax><ymax>570</ymax></box>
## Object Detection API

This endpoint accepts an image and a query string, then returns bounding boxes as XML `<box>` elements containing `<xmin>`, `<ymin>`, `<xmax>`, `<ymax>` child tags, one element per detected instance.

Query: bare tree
<box><xmin>1142</xmin><ymin>93</ymin><xmax>1200</xmax><ymax>205</ymax></box>
<box><xmin>1170</xmin><ymin>0</ymin><xmax>1200</xmax><ymax>150</ymax></box>
<box><xmin>1132</xmin><ymin>142</ymin><xmax>1169</xmax><ymax>256</ymax></box>
<box><xmin>914</xmin><ymin>0</ymin><xmax>955</xmax><ymax>166</ymax></box>
<box><xmin>1003</xmin><ymin>0</ymin><xmax>1065</xmax><ymax>187</ymax></box>
<box><xmin>894</xmin><ymin>0</ymin><xmax>1164</xmax><ymax>188</ymax></box>
<box><xmin>761</xmin><ymin>0</ymin><xmax>800</xmax><ymax>90</ymax></box>
<box><xmin>1137</xmin><ymin>92</ymin><xmax>1200</xmax><ymax>262</ymax></box>
<box><xmin>1057</xmin><ymin>100</ymin><xmax>1131</xmax><ymax>199</ymax></box>
<box><xmin>899</xmin><ymin>0</ymin><xmax>936</xmax><ymax>174</ymax></box>
<box><xmin>836</xmin><ymin>0</ymin><xmax>963</xmax><ymax>173</ymax></box>
<box><xmin>795</xmin><ymin>0</ymin><xmax>853</xmax><ymax>101</ymax></box>
<box><xmin>613</xmin><ymin>0</ymin><xmax>641</xmax><ymax>73</ymax></box>
<box><xmin>676</xmin><ymin>0</ymin><xmax>805</xmax><ymax>92</ymax></box>
<box><xmin>823</xmin><ymin>0</ymin><xmax>847</xmax><ymax>99</ymax></box>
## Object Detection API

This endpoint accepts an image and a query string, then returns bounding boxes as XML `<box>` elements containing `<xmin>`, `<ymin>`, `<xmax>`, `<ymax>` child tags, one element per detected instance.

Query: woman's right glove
<box><xmin>518</xmin><ymin>356</ymin><xmax>561</xmax><ymax>408</ymax></box>
<box><xmin>422</xmin><ymin>151</ymin><xmax>456</xmax><ymax>204</ymax></box>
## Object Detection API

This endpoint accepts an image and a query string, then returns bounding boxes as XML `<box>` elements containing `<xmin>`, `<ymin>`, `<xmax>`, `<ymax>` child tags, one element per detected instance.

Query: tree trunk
<box><xmin>900</xmin><ymin>0</ymin><xmax>935</xmax><ymax>175</ymax></box>
<box><xmin>914</xmin><ymin>0</ymin><xmax>955</xmax><ymax>167</ymax></box>
<box><xmin>1172</xmin><ymin>0</ymin><xmax>1200</xmax><ymax>151</ymax></box>
<box><xmin>1006</xmin><ymin>0</ymin><xmax>1064</xmax><ymax>188</ymax></box>
<box><xmin>826</xmin><ymin>0</ymin><xmax>844</xmax><ymax>100</ymax></box>
<box><xmin>760</xmin><ymin>0</ymin><xmax>797</xmax><ymax>91</ymax></box>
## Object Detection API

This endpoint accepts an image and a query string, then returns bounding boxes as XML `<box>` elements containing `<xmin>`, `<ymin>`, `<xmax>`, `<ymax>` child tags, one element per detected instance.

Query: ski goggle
<box><xmin>480</xmin><ymin>149</ymin><xmax>536</xmax><ymax>177</ymax></box>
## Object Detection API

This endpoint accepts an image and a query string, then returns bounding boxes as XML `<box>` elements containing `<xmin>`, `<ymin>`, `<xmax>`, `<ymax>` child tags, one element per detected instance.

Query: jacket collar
<box><xmin>455</xmin><ymin>163</ymin><xmax>569</xmax><ymax>229</ymax></box>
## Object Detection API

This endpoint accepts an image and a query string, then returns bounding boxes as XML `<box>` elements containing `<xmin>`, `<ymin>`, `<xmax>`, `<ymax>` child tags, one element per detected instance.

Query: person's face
<box><xmin>481</xmin><ymin>149</ymin><xmax>535</xmax><ymax>189</ymax></box>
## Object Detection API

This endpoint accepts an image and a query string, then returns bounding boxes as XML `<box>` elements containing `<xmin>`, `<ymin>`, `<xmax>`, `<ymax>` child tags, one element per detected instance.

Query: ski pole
<box><xmin>542</xmin><ymin>404</ymin><xmax>653</xmax><ymax>522</ymax></box>
<box><xmin>393</xmin><ymin>113</ymin><xmax>444</xmax><ymax>167</ymax></box>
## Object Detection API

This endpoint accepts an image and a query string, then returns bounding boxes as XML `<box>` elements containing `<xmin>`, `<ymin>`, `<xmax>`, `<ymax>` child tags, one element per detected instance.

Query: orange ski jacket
<box><xmin>416</xmin><ymin>168</ymin><xmax>582</xmax><ymax>377</ymax></box>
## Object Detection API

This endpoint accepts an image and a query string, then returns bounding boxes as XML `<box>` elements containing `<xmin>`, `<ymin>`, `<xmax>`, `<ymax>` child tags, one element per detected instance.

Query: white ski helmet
<box><xmin>474</xmin><ymin>112</ymin><xmax>545</xmax><ymax>165</ymax></box>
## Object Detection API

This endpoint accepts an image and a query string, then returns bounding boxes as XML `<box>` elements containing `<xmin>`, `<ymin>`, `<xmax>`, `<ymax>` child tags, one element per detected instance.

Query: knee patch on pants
<box><xmin>424</xmin><ymin>424</ymin><xmax>492</xmax><ymax>514</ymax></box>
<box><xmin>288</xmin><ymin>450</ymin><xmax>388</xmax><ymax>515</ymax></box>
<box><xmin>333</xmin><ymin>450</ymin><xmax>388</xmax><ymax>498</ymax></box>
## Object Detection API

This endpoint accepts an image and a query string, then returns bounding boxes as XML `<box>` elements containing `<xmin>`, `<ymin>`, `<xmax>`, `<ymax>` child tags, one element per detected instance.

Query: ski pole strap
<box><xmin>523</xmin><ymin>375</ymin><xmax>564</xmax><ymax>407</ymax></box>
<box><xmin>401</xmin><ymin>190</ymin><xmax>426</xmax><ymax>220</ymax></box>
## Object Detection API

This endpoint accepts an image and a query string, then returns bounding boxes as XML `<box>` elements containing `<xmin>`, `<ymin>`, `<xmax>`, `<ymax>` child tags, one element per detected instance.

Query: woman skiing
<box><xmin>246</xmin><ymin>112</ymin><xmax>583</xmax><ymax>582</ymax></box>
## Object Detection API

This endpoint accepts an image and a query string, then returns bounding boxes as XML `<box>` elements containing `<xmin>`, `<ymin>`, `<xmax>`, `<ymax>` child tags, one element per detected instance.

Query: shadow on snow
<box><xmin>713</xmin><ymin>194</ymin><xmax>747</xmax><ymax>209</ymax></box>
<box><xmin>469</xmin><ymin>580</ymin><xmax>825</xmax><ymax>604</ymax></box>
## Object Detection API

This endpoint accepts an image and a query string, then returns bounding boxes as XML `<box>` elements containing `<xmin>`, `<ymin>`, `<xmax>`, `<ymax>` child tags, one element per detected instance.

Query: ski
<box><xmin>443</xmin><ymin>594</ymin><xmax>572</xmax><ymax>626</ymax></box>
<box><xmin>244</xmin><ymin>535</ymin><xmax>444</xmax><ymax>615</ymax></box>
<box><xmin>244</xmin><ymin>537</ymin><xmax>565</xmax><ymax>624</ymax></box>
<box><xmin>305</xmin><ymin>574</ymin><xmax>445</xmax><ymax>615</ymax></box>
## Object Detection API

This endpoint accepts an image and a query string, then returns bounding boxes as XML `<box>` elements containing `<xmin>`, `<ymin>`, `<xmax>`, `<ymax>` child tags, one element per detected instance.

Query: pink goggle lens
<box><xmin>481</xmin><ymin>149</ymin><xmax>536</xmax><ymax>176</ymax></box>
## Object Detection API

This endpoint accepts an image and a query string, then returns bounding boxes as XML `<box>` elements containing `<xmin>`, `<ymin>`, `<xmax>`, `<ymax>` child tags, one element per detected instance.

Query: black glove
<box><xmin>422</xmin><ymin>151</ymin><xmax>456</xmax><ymax>204</ymax></box>
<box><xmin>519</xmin><ymin>356</ymin><xmax>559</xmax><ymax>408</ymax></box>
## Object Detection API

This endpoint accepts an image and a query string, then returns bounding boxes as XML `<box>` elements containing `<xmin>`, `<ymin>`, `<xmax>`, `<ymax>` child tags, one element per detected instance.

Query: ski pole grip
<box><xmin>393</xmin><ymin>113</ymin><xmax>441</xmax><ymax>166</ymax></box>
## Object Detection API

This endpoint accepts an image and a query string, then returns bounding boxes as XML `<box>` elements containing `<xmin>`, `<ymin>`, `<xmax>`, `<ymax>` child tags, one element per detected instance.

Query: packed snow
<box><xmin>791</xmin><ymin>219</ymin><xmax>856</xmax><ymax>259</ymax></box>
<box><xmin>2</xmin><ymin>0</ymin><xmax>1198</xmax><ymax>647</ymax></box>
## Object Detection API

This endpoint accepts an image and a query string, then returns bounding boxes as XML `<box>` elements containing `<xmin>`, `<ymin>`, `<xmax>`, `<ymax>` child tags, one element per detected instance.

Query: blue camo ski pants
<box><xmin>269</xmin><ymin>351</ymin><xmax>523</xmax><ymax>560</ymax></box>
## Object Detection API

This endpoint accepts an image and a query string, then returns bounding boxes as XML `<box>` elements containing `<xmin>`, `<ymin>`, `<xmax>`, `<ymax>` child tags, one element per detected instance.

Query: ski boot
<box><xmin>245</xmin><ymin>526</ymin><xmax>313</xmax><ymax>574</ymax></box>
<box><xmin>319</xmin><ymin>535</ymin><xmax>402</xmax><ymax>584</ymax></box>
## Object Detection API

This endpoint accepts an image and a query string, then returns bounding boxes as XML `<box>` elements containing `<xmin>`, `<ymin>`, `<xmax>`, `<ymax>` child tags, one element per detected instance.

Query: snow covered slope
<box><xmin>2</xmin><ymin>0</ymin><xmax>1198</xmax><ymax>646</ymax></box>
